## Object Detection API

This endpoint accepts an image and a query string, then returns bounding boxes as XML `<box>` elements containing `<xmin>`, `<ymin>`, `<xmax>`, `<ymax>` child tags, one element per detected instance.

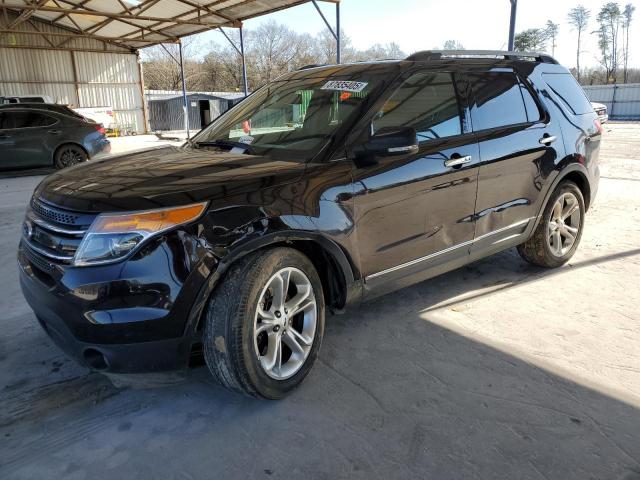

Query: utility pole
<box><xmin>508</xmin><ymin>0</ymin><xmax>517</xmax><ymax>50</ymax></box>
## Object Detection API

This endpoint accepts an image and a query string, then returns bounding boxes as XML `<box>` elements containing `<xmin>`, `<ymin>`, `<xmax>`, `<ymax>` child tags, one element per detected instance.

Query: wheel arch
<box><xmin>188</xmin><ymin>231</ymin><xmax>361</xmax><ymax>336</ymax></box>
<box><xmin>530</xmin><ymin>163</ymin><xmax>591</xmax><ymax>234</ymax></box>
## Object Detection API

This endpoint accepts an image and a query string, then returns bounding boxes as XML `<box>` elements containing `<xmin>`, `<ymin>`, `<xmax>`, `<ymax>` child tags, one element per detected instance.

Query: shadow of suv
<box><xmin>18</xmin><ymin>50</ymin><xmax>601</xmax><ymax>398</ymax></box>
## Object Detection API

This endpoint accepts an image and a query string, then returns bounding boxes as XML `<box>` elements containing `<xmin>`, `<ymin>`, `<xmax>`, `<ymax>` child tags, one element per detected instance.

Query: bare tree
<box><xmin>567</xmin><ymin>5</ymin><xmax>591</xmax><ymax>82</ymax></box>
<box><xmin>622</xmin><ymin>3</ymin><xmax>635</xmax><ymax>83</ymax></box>
<box><xmin>141</xmin><ymin>37</ymin><xmax>208</xmax><ymax>91</ymax></box>
<box><xmin>545</xmin><ymin>20</ymin><xmax>560</xmax><ymax>56</ymax></box>
<box><xmin>594</xmin><ymin>2</ymin><xmax>622</xmax><ymax>83</ymax></box>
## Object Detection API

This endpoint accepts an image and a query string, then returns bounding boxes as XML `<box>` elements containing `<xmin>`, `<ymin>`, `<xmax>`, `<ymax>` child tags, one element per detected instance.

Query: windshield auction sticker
<box><xmin>321</xmin><ymin>80</ymin><xmax>368</xmax><ymax>92</ymax></box>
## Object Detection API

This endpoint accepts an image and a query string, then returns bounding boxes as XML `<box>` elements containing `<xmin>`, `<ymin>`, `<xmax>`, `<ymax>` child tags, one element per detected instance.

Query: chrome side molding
<box><xmin>366</xmin><ymin>217</ymin><xmax>534</xmax><ymax>281</ymax></box>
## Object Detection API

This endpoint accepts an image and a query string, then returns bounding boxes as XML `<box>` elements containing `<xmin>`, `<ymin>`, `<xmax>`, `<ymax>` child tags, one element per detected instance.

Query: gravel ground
<box><xmin>1</xmin><ymin>123</ymin><xmax>639</xmax><ymax>480</ymax></box>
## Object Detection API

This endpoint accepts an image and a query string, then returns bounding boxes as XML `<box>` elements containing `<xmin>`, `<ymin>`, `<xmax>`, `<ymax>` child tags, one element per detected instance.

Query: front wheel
<box><xmin>203</xmin><ymin>247</ymin><xmax>325</xmax><ymax>398</ymax></box>
<box><xmin>517</xmin><ymin>181</ymin><xmax>585</xmax><ymax>268</ymax></box>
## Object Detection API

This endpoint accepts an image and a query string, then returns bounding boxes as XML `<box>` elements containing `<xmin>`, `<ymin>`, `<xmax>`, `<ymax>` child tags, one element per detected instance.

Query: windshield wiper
<box><xmin>193</xmin><ymin>139</ymin><xmax>255</xmax><ymax>154</ymax></box>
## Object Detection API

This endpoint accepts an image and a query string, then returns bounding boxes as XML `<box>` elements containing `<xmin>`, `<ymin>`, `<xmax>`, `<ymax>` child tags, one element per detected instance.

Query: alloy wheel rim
<box><xmin>547</xmin><ymin>192</ymin><xmax>581</xmax><ymax>257</ymax></box>
<box><xmin>60</xmin><ymin>149</ymin><xmax>82</xmax><ymax>167</ymax></box>
<box><xmin>254</xmin><ymin>267</ymin><xmax>317</xmax><ymax>380</ymax></box>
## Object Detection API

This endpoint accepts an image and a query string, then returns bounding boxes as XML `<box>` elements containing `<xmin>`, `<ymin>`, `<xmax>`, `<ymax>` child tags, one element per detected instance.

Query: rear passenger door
<box><xmin>0</xmin><ymin>112</ymin><xmax>21</xmax><ymax>169</ymax></box>
<box><xmin>3</xmin><ymin>111</ymin><xmax>58</xmax><ymax>167</ymax></box>
<box><xmin>466</xmin><ymin>70</ymin><xmax>565</xmax><ymax>253</ymax></box>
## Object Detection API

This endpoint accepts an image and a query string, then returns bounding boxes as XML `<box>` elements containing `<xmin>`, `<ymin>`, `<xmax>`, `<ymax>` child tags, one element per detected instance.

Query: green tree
<box><xmin>514</xmin><ymin>28</ymin><xmax>548</xmax><ymax>52</ymax></box>
<box><xmin>545</xmin><ymin>20</ymin><xmax>560</xmax><ymax>56</ymax></box>
<box><xmin>595</xmin><ymin>2</ymin><xmax>622</xmax><ymax>83</ymax></box>
<box><xmin>567</xmin><ymin>5</ymin><xmax>591</xmax><ymax>82</ymax></box>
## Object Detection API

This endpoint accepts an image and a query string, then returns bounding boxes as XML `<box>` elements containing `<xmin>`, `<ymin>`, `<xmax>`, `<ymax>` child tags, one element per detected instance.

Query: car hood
<box><xmin>35</xmin><ymin>146</ymin><xmax>307</xmax><ymax>212</ymax></box>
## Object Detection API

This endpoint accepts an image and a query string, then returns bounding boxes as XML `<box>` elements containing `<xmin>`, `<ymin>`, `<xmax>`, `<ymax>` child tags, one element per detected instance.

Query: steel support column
<box><xmin>178</xmin><ymin>40</ymin><xmax>190</xmax><ymax>138</ymax></box>
<box><xmin>239</xmin><ymin>25</ymin><xmax>249</xmax><ymax>96</ymax></box>
<box><xmin>508</xmin><ymin>0</ymin><xmax>517</xmax><ymax>51</ymax></box>
<box><xmin>336</xmin><ymin>2</ymin><xmax>340</xmax><ymax>63</ymax></box>
<box><xmin>312</xmin><ymin>0</ymin><xmax>340</xmax><ymax>64</ymax></box>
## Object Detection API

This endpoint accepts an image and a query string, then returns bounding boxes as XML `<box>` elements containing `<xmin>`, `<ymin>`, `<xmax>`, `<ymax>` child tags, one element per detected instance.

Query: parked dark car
<box><xmin>19</xmin><ymin>51</ymin><xmax>601</xmax><ymax>398</ymax></box>
<box><xmin>0</xmin><ymin>108</ymin><xmax>110</xmax><ymax>170</ymax></box>
<box><xmin>0</xmin><ymin>102</ymin><xmax>89</xmax><ymax>122</ymax></box>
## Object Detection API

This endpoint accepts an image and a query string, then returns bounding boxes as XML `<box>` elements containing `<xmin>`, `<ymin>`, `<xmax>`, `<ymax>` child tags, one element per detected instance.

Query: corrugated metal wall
<box><xmin>583</xmin><ymin>83</ymin><xmax>640</xmax><ymax>120</ymax></box>
<box><xmin>0</xmin><ymin>14</ymin><xmax>146</xmax><ymax>132</ymax></box>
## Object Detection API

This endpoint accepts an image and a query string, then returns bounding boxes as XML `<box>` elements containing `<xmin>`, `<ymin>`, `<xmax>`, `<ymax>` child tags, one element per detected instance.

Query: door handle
<box><xmin>48</xmin><ymin>129</ymin><xmax>62</xmax><ymax>135</ymax></box>
<box><xmin>539</xmin><ymin>135</ymin><xmax>557</xmax><ymax>145</ymax></box>
<box><xmin>444</xmin><ymin>155</ymin><xmax>472</xmax><ymax>168</ymax></box>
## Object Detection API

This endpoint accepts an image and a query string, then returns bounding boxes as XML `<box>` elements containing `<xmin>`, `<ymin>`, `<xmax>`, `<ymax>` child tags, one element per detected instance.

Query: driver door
<box><xmin>349</xmin><ymin>70</ymin><xmax>480</xmax><ymax>296</ymax></box>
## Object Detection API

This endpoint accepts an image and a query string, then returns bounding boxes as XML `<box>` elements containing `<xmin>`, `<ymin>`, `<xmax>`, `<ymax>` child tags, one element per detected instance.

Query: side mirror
<box><xmin>353</xmin><ymin>126</ymin><xmax>418</xmax><ymax>166</ymax></box>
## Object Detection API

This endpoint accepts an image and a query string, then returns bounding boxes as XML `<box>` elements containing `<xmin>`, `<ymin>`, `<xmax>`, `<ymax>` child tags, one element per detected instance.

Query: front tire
<box><xmin>517</xmin><ymin>181</ymin><xmax>585</xmax><ymax>268</ymax></box>
<box><xmin>203</xmin><ymin>247</ymin><xmax>325</xmax><ymax>399</ymax></box>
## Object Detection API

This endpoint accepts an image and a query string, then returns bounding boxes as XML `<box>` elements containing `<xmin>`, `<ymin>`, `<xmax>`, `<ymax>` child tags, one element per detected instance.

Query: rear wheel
<box><xmin>54</xmin><ymin>144</ymin><xmax>87</xmax><ymax>169</ymax></box>
<box><xmin>517</xmin><ymin>181</ymin><xmax>585</xmax><ymax>268</ymax></box>
<box><xmin>203</xmin><ymin>247</ymin><xmax>325</xmax><ymax>398</ymax></box>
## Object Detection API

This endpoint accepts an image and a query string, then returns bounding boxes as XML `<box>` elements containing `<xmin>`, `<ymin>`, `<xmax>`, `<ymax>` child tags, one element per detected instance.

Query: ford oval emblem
<box><xmin>23</xmin><ymin>220</ymin><xmax>34</xmax><ymax>239</ymax></box>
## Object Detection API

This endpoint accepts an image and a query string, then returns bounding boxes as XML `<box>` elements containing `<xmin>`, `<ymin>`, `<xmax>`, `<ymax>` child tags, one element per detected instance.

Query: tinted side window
<box><xmin>543</xmin><ymin>73</ymin><xmax>593</xmax><ymax>115</ymax></box>
<box><xmin>374</xmin><ymin>72</ymin><xmax>462</xmax><ymax>142</ymax></box>
<box><xmin>468</xmin><ymin>73</ymin><xmax>528</xmax><ymax>130</ymax></box>
<box><xmin>9</xmin><ymin>112</ymin><xmax>56</xmax><ymax>128</ymax></box>
<box><xmin>0</xmin><ymin>113</ymin><xmax>6</xmax><ymax>129</ymax></box>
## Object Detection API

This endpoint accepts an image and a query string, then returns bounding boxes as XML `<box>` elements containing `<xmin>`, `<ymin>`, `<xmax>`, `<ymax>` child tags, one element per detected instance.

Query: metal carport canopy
<box><xmin>0</xmin><ymin>0</ymin><xmax>340</xmax><ymax>51</ymax></box>
<box><xmin>1</xmin><ymin>0</ymin><xmax>342</xmax><ymax>137</ymax></box>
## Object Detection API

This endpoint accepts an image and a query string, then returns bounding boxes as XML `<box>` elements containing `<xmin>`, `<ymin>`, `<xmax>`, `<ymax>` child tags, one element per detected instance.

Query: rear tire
<box><xmin>203</xmin><ymin>247</ymin><xmax>325</xmax><ymax>399</ymax></box>
<box><xmin>54</xmin><ymin>144</ymin><xmax>87</xmax><ymax>169</ymax></box>
<box><xmin>517</xmin><ymin>181</ymin><xmax>585</xmax><ymax>268</ymax></box>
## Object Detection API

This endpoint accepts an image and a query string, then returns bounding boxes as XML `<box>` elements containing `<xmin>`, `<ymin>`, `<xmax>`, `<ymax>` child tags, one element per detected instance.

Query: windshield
<box><xmin>190</xmin><ymin>71</ymin><xmax>387</xmax><ymax>162</ymax></box>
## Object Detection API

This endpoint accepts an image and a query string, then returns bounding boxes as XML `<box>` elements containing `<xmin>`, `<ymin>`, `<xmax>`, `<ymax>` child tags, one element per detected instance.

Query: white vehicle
<box><xmin>0</xmin><ymin>95</ymin><xmax>54</xmax><ymax>104</ymax></box>
<box><xmin>591</xmin><ymin>102</ymin><xmax>608</xmax><ymax>123</ymax></box>
<box><xmin>73</xmin><ymin>106</ymin><xmax>116</xmax><ymax>129</ymax></box>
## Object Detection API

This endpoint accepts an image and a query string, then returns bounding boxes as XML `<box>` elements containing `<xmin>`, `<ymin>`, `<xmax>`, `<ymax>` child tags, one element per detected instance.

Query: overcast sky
<box><xmin>199</xmin><ymin>0</ymin><xmax>639</xmax><ymax>68</ymax></box>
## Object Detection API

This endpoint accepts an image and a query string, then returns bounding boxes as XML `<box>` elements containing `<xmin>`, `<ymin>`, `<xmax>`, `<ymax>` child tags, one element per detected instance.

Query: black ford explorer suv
<box><xmin>19</xmin><ymin>51</ymin><xmax>601</xmax><ymax>398</ymax></box>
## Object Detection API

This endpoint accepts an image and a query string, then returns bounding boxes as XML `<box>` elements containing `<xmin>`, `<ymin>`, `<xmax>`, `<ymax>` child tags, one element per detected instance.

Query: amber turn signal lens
<box><xmin>92</xmin><ymin>202</ymin><xmax>207</xmax><ymax>234</ymax></box>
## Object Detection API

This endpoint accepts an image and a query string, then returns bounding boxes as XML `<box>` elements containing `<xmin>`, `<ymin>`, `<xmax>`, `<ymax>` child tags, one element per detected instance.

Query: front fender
<box><xmin>183</xmin><ymin>227</ymin><xmax>359</xmax><ymax>338</ymax></box>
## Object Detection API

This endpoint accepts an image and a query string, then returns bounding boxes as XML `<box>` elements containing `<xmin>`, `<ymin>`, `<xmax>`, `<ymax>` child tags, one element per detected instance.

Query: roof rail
<box><xmin>405</xmin><ymin>50</ymin><xmax>558</xmax><ymax>64</ymax></box>
<box><xmin>298</xmin><ymin>63</ymin><xmax>327</xmax><ymax>70</ymax></box>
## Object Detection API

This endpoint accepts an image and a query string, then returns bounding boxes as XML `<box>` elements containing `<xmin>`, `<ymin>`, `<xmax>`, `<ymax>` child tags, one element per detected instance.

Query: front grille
<box><xmin>31</xmin><ymin>197</ymin><xmax>80</xmax><ymax>225</ymax></box>
<box><xmin>22</xmin><ymin>198</ymin><xmax>95</xmax><ymax>267</ymax></box>
<box><xmin>22</xmin><ymin>242</ymin><xmax>55</xmax><ymax>273</ymax></box>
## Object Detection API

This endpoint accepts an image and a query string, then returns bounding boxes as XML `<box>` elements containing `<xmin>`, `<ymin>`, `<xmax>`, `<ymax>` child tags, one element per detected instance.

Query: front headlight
<box><xmin>73</xmin><ymin>202</ymin><xmax>208</xmax><ymax>266</ymax></box>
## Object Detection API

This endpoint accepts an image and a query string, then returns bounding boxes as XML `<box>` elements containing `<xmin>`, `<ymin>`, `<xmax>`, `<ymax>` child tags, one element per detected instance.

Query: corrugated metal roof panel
<box><xmin>1</xmin><ymin>0</ymin><xmax>314</xmax><ymax>49</ymax></box>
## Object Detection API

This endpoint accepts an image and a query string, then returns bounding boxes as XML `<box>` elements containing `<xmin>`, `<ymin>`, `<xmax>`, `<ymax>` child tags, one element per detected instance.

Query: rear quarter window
<box><xmin>467</xmin><ymin>72</ymin><xmax>529</xmax><ymax>130</ymax></box>
<box><xmin>542</xmin><ymin>73</ymin><xmax>593</xmax><ymax>115</ymax></box>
